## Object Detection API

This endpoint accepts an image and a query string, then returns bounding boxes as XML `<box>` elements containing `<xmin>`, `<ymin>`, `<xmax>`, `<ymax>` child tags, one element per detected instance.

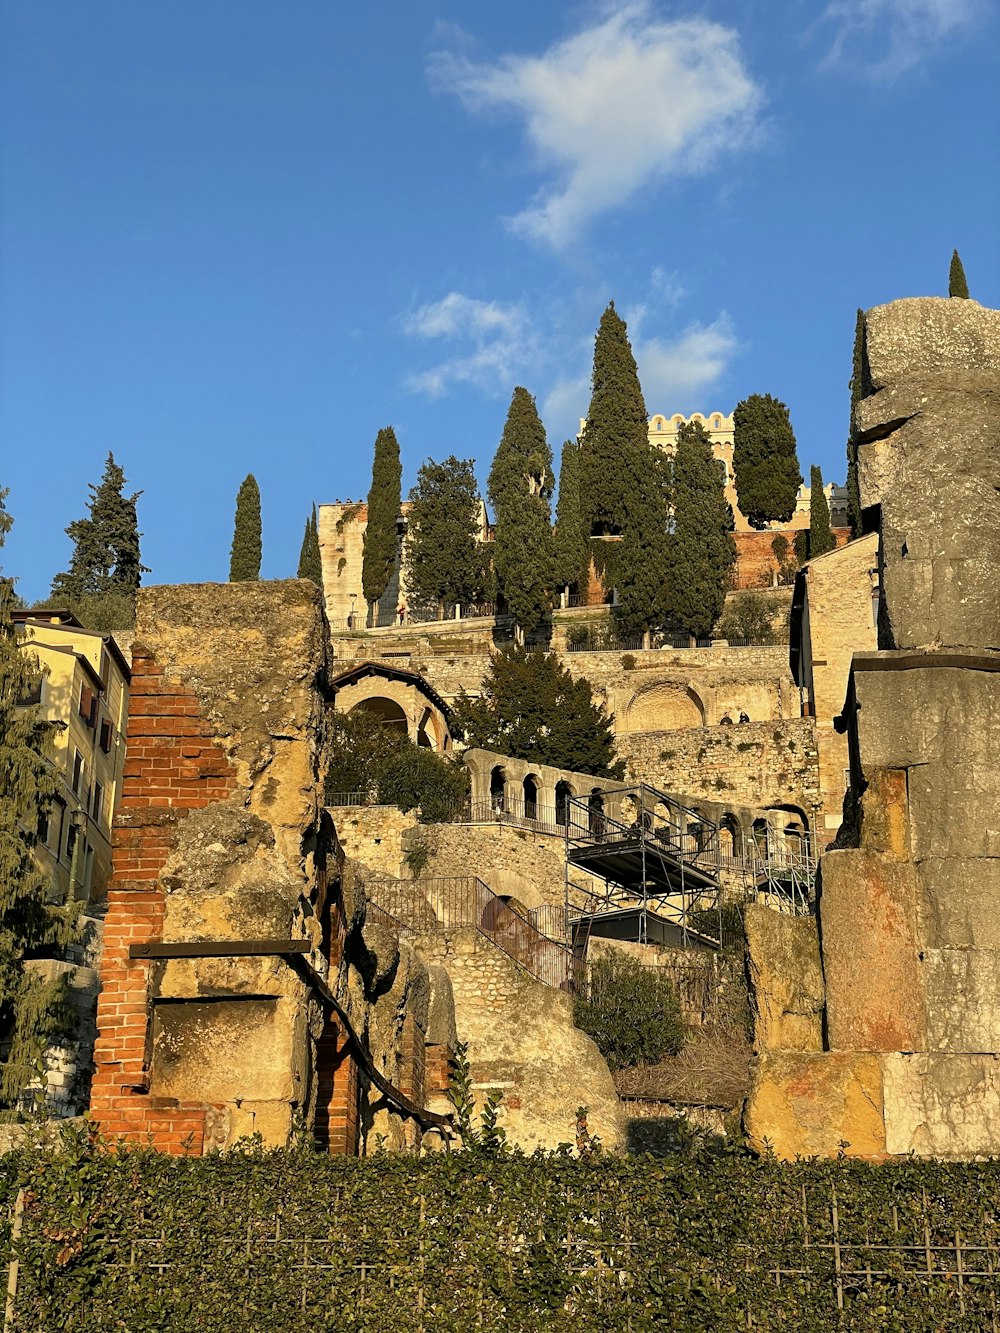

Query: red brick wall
<box><xmin>314</xmin><ymin>1015</ymin><xmax>359</xmax><ymax>1155</ymax></box>
<box><xmin>733</xmin><ymin>529</ymin><xmax>850</xmax><ymax>590</ymax></box>
<box><xmin>90</xmin><ymin>646</ymin><xmax>236</xmax><ymax>1153</ymax></box>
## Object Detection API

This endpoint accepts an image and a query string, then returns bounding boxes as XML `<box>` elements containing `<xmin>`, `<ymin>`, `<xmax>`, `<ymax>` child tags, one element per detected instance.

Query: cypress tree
<box><xmin>405</xmin><ymin>457</ymin><xmax>489</xmax><ymax>613</ymax></box>
<box><xmin>949</xmin><ymin>250</ymin><xmax>970</xmax><ymax>299</ymax></box>
<box><xmin>665</xmin><ymin>420</ymin><xmax>736</xmax><ymax>639</ymax></box>
<box><xmin>487</xmin><ymin>387</ymin><xmax>555</xmax><ymax>636</ymax></box>
<box><xmin>732</xmin><ymin>394</ymin><xmax>802</xmax><ymax>528</ymax></box>
<box><xmin>229</xmin><ymin>474</ymin><xmax>262</xmax><ymax>582</ymax></box>
<box><xmin>614</xmin><ymin>450</ymin><xmax>672</xmax><ymax>640</ymax></box>
<box><xmin>846</xmin><ymin>308</ymin><xmax>865</xmax><ymax>539</ymax></box>
<box><xmin>50</xmin><ymin>453</ymin><xmax>147</xmax><ymax>604</ymax></box>
<box><xmin>809</xmin><ymin>465</ymin><xmax>836</xmax><ymax>558</ymax></box>
<box><xmin>553</xmin><ymin>440</ymin><xmax>592</xmax><ymax>597</ymax></box>
<box><xmin>578</xmin><ymin>303</ymin><xmax>649</xmax><ymax>541</ymax></box>
<box><xmin>362</xmin><ymin>427</ymin><xmax>402</xmax><ymax>612</ymax></box>
<box><xmin>0</xmin><ymin>492</ymin><xmax>76</xmax><ymax>1106</ymax></box>
<box><xmin>297</xmin><ymin>506</ymin><xmax>322</xmax><ymax>585</ymax></box>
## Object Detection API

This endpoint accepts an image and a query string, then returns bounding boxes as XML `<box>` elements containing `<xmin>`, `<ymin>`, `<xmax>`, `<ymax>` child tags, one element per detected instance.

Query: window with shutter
<box><xmin>99</xmin><ymin>719</ymin><xmax>114</xmax><ymax>753</ymax></box>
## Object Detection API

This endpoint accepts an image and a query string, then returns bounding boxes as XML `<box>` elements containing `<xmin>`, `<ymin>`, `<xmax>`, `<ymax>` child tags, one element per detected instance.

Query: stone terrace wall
<box><xmin>406</xmin><ymin>823</ymin><xmax>568</xmax><ymax>910</ymax></box>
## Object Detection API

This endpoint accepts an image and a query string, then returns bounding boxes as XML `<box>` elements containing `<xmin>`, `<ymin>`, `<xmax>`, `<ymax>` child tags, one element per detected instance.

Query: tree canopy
<box><xmin>613</xmin><ymin>447</ymin><xmax>672</xmax><ymax>640</ymax></box>
<box><xmin>665</xmin><ymin>419</ymin><xmax>736</xmax><ymax>639</ymax></box>
<box><xmin>0</xmin><ymin>492</ymin><xmax>76</xmax><ymax>1106</ymax></box>
<box><xmin>808</xmin><ymin>465</ymin><xmax>836</xmax><ymax>558</ymax></box>
<box><xmin>552</xmin><ymin>440</ymin><xmax>591</xmax><ymax>596</ymax></box>
<box><xmin>487</xmin><ymin>387</ymin><xmax>554</xmax><ymax>636</ymax></box>
<box><xmin>949</xmin><ymin>249</ymin><xmax>970</xmax><ymax>299</ymax></box>
<box><xmin>296</xmin><ymin>506</ymin><xmax>322</xmax><ymax>586</ymax></box>
<box><xmin>50</xmin><ymin>453</ymin><xmax>147</xmax><ymax>606</ymax></box>
<box><xmin>405</xmin><ymin>457</ymin><xmax>490</xmax><ymax>612</ymax></box>
<box><xmin>452</xmin><ymin>647</ymin><xmax>623</xmax><ymax>778</ymax></box>
<box><xmin>732</xmin><ymin>394</ymin><xmax>802</xmax><ymax>528</ymax></box>
<box><xmin>230</xmin><ymin>474</ymin><xmax>262</xmax><ymax>582</ymax></box>
<box><xmin>362</xmin><ymin>427</ymin><xmax>402</xmax><ymax>609</ymax></box>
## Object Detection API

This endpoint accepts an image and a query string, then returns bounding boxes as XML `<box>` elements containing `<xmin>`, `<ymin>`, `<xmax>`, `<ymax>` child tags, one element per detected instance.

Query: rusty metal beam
<box><xmin>129</xmin><ymin>939</ymin><xmax>311</xmax><ymax>960</ymax></box>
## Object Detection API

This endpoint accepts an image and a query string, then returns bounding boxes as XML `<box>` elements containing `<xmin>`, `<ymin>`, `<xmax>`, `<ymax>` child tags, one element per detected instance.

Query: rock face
<box><xmin>745</xmin><ymin>295</ymin><xmax>1000</xmax><ymax>1160</ymax></box>
<box><xmin>744</xmin><ymin>905</ymin><xmax>824</xmax><ymax>1053</ymax></box>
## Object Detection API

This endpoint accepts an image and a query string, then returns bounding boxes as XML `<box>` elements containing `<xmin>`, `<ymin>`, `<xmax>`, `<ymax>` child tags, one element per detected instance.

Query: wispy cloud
<box><xmin>814</xmin><ymin>0</ymin><xmax>987</xmax><ymax>77</ymax></box>
<box><xmin>402</xmin><ymin>292</ymin><xmax>537</xmax><ymax>398</ymax></box>
<box><xmin>429</xmin><ymin>4</ymin><xmax>763</xmax><ymax>248</ymax></box>
<box><xmin>633</xmin><ymin>315</ymin><xmax>740</xmax><ymax>410</ymax></box>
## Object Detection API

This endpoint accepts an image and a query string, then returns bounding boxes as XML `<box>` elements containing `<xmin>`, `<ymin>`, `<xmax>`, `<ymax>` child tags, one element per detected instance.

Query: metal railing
<box><xmin>339</xmin><ymin>602</ymin><xmax>497</xmax><ymax>632</ymax></box>
<box><xmin>363</xmin><ymin>874</ymin><xmax>579</xmax><ymax>991</ymax></box>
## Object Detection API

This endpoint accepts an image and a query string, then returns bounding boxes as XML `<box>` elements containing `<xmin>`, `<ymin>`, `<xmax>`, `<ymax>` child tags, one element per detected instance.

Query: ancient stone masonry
<box><xmin>745</xmin><ymin>297</ymin><xmax>1000</xmax><ymax>1160</ymax></box>
<box><xmin>91</xmin><ymin>581</ymin><xmax>451</xmax><ymax>1156</ymax></box>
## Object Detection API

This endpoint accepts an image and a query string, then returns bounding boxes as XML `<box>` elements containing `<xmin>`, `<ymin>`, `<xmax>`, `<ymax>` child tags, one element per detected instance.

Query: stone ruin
<box><xmin>745</xmin><ymin>296</ymin><xmax>1000</xmax><ymax>1158</ymax></box>
<box><xmin>90</xmin><ymin>579</ymin><xmax>621</xmax><ymax>1154</ymax></box>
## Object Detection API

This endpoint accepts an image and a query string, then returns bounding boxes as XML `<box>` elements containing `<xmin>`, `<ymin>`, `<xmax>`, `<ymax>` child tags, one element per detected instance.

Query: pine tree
<box><xmin>50</xmin><ymin>453</ymin><xmax>147</xmax><ymax>605</ymax></box>
<box><xmin>949</xmin><ymin>250</ymin><xmax>970</xmax><ymax>299</ymax></box>
<box><xmin>808</xmin><ymin>465</ymin><xmax>836</xmax><ymax>558</ymax></box>
<box><xmin>578</xmin><ymin>303</ymin><xmax>649</xmax><ymax>540</ymax></box>
<box><xmin>613</xmin><ymin>450</ymin><xmax>672</xmax><ymax>640</ymax></box>
<box><xmin>487</xmin><ymin>387</ymin><xmax>555</xmax><ymax>636</ymax></box>
<box><xmin>846</xmin><ymin>308</ymin><xmax>865</xmax><ymax>539</ymax></box>
<box><xmin>0</xmin><ymin>492</ymin><xmax>76</xmax><ymax>1107</ymax></box>
<box><xmin>732</xmin><ymin>394</ymin><xmax>802</xmax><ymax>528</ymax></box>
<box><xmin>553</xmin><ymin>440</ymin><xmax>592</xmax><ymax>597</ymax></box>
<box><xmin>229</xmin><ymin>474</ymin><xmax>262</xmax><ymax>582</ymax></box>
<box><xmin>405</xmin><ymin>457</ymin><xmax>489</xmax><ymax>613</ymax></box>
<box><xmin>296</xmin><ymin>506</ymin><xmax>322</xmax><ymax>585</ymax></box>
<box><xmin>362</xmin><ymin>427</ymin><xmax>402</xmax><ymax>612</ymax></box>
<box><xmin>665</xmin><ymin>419</ymin><xmax>736</xmax><ymax>639</ymax></box>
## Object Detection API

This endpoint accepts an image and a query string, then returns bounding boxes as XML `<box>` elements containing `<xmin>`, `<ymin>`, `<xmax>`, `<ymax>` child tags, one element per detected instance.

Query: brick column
<box><xmin>314</xmin><ymin>1015</ymin><xmax>359</xmax><ymax>1155</ymax></box>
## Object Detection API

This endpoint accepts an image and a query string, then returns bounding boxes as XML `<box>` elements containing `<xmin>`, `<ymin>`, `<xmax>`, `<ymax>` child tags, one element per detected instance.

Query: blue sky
<box><xmin>2</xmin><ymin>0</ymin><xmax>997</xmax><ymax>600</ymax></box>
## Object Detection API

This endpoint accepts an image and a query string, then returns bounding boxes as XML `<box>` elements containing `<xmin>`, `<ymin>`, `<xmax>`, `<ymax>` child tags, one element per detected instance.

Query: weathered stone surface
<box><xmin>820</xmin><ymin>849</ymin><xmax>925</xmax><ymax>1052</ymax></box>
<box><xmin>151</xmin><ymin>998</ymin><xmax>299</xmax><ymax>1104</ymax></box>
<box><xmin>882</xmin><ymin>1052</ymin><xmax>1000</xmax><ymax>1158</ymax></box>
<box><xmin>745</xmin><ymin>1053</ymin><xmax>885</xmax><ymax>1159</ymax></box>
<box><xmin>744</xmin><ymin>904</ymin><xmax>824</xmax><ymax>1053</ymax></box>
<box><xmin>425</xmin><ymin>965</ymin><xmax>457</xmax><ymax>1048</ymax></box>
<box><xmin>856</xmin><ymin>299</ymin><xmax>1000</xmax><ymax>652</ymax></box>
<box><xmin>857</xmin><ymin>767</ymin><xmax>910</xmax><ymax>859</ymax></box>
<box><xmin>916</xmin><ymin>858</ymin><xmax>1000</xmax><ymax>950</ymax></box>
<box><xmin>922</xmin><ymin>950</ymin><xmax>1000</xmax><ymax>1052</ymax></box>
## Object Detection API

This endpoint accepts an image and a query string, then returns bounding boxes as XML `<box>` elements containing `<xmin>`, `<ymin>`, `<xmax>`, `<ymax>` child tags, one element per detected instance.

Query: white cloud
<box><xmin>402</xmin><ymin>292</ymin><xmax>537</xmax><ymax>398</ymax></box>
<box><xmin>815</xmin><ymin>0</ymin><xmax>987</xmax><ymax>76</ymax></box>
<box><xmin>429</xmin><ymin>4</ymin><xmax>763</xmax><ymax>247</ymax></box>
<box><xmin>633</xmin><ymin>314</ymin><xmax>740</xmax><ymax>409</ymax></box>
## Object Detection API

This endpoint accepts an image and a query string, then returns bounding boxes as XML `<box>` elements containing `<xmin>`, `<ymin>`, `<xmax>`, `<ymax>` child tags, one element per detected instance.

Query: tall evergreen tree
<box><xmin>808</xmin><ymin>465</ymin><xmax>837</xmax><ymax>558</ymax></box>
<box><xmin>553</xmin><ymin>440</ymin><xmax>592</xmax><ymax>596</ymax></box>
<box><xmin>362</xmin><ymin>427</ymin><xmax>402</xmax><ymax>612</ymax></box>
<box><xmin>949</xmin><ymin>249</ymin><xmax>970</xmax><ymax>299</ymax></box>
<box><xmin>846</xmin><ymin>307</ymin><xmax>865</xmax><ymax>539</ymax></box>
<box><xmin>297</xmin><ymin>506</ymin><xmax>322</xmax><ymax>585</ymax></box>
<box><xmin>0</xmin><ymin>492</ymin><xmax>76</xmax><ymax>1107</ymax></box>
<box><xmin>578</xmin><ymin>303</ymin><xmax>649</xmax><ymax>540</ymax></box>
<box><xmin>665</xmin><ymin>420</ymin><xmax>736</xmax><ymax>639</ymax></box>
<box><xmin>732</xmin><ymin>394</ymin><xmax>802</xmax><ymax>528</ymax></box>
<box><xmin>487</xmin><ymin>387</ymin><xmax>555</xmax><ymax>636</ymax></box>
<box><xmin>405</xmin><ymin>457</ymin><xmax>489</xmax><ymax>613</ymax></box>
<box><xmin>613</xmin><ymin>451</ymin><xmax>672</xmax><ymax>640</ymax></box>
<box><xmin>50</xmin><ymin>453</ymin><xmax>147</xmax><ymax>604</ymax></box>
<box><xmin>229</xmin><ymin>474</ymin><xmax>262</xmax><ymax>582</ymax></box>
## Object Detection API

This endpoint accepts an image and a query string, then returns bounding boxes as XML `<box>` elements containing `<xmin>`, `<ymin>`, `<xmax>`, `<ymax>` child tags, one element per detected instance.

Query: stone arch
<box><xmin>490</xmin><ymin>765</ymin><xmax>506</xmax><ymax>812</ymax></box>
<box><xmin>719</xmin><ymin>814</ymin><xmax>740</xmax><ymax>860</ymax></box>
<box><xmin>624</xmin><ymin>682</ymin><xmax>705</xmax><ymax>734</ymax></box>
<box><xmin>522</xmin><ymin>773</ymin><xmax>540</xmax><ymax>820</ymax></box>
<box><xmin>588</xmin><ymin>789</ymin><xmax>605</xmax><ymax>837</ymax></box>
<box><xmin>555</xmin><ymin>780</ymin><xmax>575</xmax><ymax>827</ymax></box>
<box><xmin>349</xmin><ymin>696</ymin><xmax>407</xmax><ymax>730</ymax></box>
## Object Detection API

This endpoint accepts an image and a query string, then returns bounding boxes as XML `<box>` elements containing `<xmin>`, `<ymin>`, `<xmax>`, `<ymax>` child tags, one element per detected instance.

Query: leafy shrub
<box><xmin>620</xmin><ymin>654</ymin><xmax>637</xmax><ymax>671</ymax></box>
<box><xmin>566</xmin><ymin>623</ymin><xmax>589</xmax><ymax>646</ymax></box>
<box><xmin>714</xmin><ymin>591</ymin><xmax>781</xmax><ymax>645</ymax></box>
<box><xmin>376</xmin><ymin>745</ymin><xmax>469</xmax><ymax>824</ymax></box>
<box><xmin>324</xmin><ymin>709</ymin><xmax>407</xmax><ymax>800</ymax></box>
<box><xmin>573</xmin><ymin>952</ymin><xmax>685</xmax><ymax>1070</ymax></box>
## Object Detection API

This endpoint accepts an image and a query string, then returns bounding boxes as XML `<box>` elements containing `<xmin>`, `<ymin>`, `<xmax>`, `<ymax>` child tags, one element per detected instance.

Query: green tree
<box><xmin>552</xmin><ymin>440</ymin><xmax>592</xmax><ymax>597</ymax></box>
<box><xmin>230</xmin><ymin>474</ymin><xmax>262</xmax><ymax>582</ymax></box>
<box><xmin>613</xmin><ymin>447</ymin><xmax>672</xmax><ymax>641</ymax></box>
<box><xmin>50</xmin><ymin>453</ymin><xmax>147</xmax><ymax>608</ymax></box>
<box><xmin>0</xmin><ymin>492</ymin><xmax>76</xmax><ymax>1107</ymax></box>
<box><xmin>573</xmin><ymin>952</ymin><xmax>684</xmax><ymax>1071</ymax></box>
<box><xmin>296</xmin><ymin>506</ymin><xmax>322</xmax><ymax>586</ymax></box>
<box><xmin>452</xmin><ymin>646</ymin><xmax>623</xmax><ymax>778</ymax></box>
<box><xmin>488</xmin><ymin>388</ymin><xmax>555</xmax><ymax>637</ymax></box>
<box><xmin>578</xmin><ymin>303</ymin><xmax>649</xmax><ymax>541</ymax></box>
<box><xmin>808</xmin><ymin>465</ymin><xmax>836</xmax><ymax>558</ymax></box>
<box><xmin>846</xmin><ymin>307</ymin><xmax>865</xmax><ymax>539</ymax></box>
<box><xmin>716</xmin><ymin>591</ymin><xmax>783</xmax><ymax>645</ymax></box>
<box><xmin>732</xmin><ymin>394</ymin><xmax>802</xmax><ymax>528</ymax></box>
<box><xmin>375</xmin><ymin>746</ymin><xmax>469</xmax><ymax>824</ymax></box>
<box><xmin>362</xmin><ymin>427</ymin><xmax>402</xmax><ymax>613</ymax></box>
<box><xmin>405</xmin><ymin>457</ymin><xmax>489</xmax><ymax>613</ymax></box>
<box><xmin>949</xmin><ymin>249</ymin><xmax>970</xmax><ymax>299</ymax></box>
<box><xmin>666</xmin><ymin>420</ymin><xmax>736</xmax><ymax>639</ymax></box>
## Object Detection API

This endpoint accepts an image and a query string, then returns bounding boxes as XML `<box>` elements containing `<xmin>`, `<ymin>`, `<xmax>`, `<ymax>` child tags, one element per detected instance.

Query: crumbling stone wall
<box><xmin>745</xmin><ymin>296</ymin><xmax>1000</xmax><ymax>1161</ymax></box>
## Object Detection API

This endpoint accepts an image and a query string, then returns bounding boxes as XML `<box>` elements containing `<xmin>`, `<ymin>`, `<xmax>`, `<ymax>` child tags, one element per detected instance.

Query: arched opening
<box><xmin>416</xmin><ymin>707</ymin><xmax>437</xmax><ymax>750</ymax></box>
<box><xmin>555</xmin><ymin>780</ymin><xmax>574</xmax><ymax>827</ymax></box>
<box><xmin>588</xmin><ymin>790</ymin><xmax>605</xmax><ymax>838</ymax></box>
<box><xmin>522</xmin><ymin>774</ymin><xmax>539</xmax><ymax>821</ymax></box>
<box><xmin>719</xmin><ymin>815</ymin><xmax>739</xmax><ymax>860</ymax></box>
<box><xmin>490</xmin><ymin>766</ymin><xmax>506</xmax><ymax>813</ymax></box>
<box><xmin>752</xmin><ymin>818</ymin><xmax>769</xmax><ymax>861</ymax></box>
<box><xmin>349</xmin><ymin>697</ymin><xmax>407</xmax><ymax>731</ymax></box>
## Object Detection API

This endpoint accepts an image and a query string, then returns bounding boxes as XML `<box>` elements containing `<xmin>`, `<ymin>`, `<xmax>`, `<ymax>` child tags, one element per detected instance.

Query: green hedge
<box><xmin>4</xmin><ymin>1128</ymin><xmax>1000</xmax><ymax>1330</ymax></box>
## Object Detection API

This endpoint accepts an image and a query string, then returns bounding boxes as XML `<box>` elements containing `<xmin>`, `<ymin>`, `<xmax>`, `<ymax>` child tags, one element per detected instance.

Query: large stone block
<box><xmin>820</xmin><ymin>849</ymin><xmax>925</xmax><ymax>1052</ymax></box>
<box><xmin>923</xmin><ymin>949</ymin><xmax>1000</xmax><ymax>1052</ymax></box>
<box><xmin>916</xmin><ymin>857</ymin><xmax>1000</xmax><ymax>950</ymax></box>
<box><xmin>745</xmin><ymin>1052</ymin><xmax>885</xmax><ymax>1160</ymax></box>
<box><xmin>882</xmin><ymin>1052</ymin><xmax>1000</xmax><ymax>1158</ymax></box>
<box><xmin>744</xmin><ymin>904</ymin><xmax>824</xmax><ymax>1053</ymax></box>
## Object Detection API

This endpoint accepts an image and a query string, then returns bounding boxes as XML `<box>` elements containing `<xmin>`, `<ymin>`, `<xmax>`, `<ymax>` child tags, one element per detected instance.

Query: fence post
<box><xmin>4</xmin><ymin>1188</ymin><xmax>24</xmax><ymax>1333</ymax></box>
